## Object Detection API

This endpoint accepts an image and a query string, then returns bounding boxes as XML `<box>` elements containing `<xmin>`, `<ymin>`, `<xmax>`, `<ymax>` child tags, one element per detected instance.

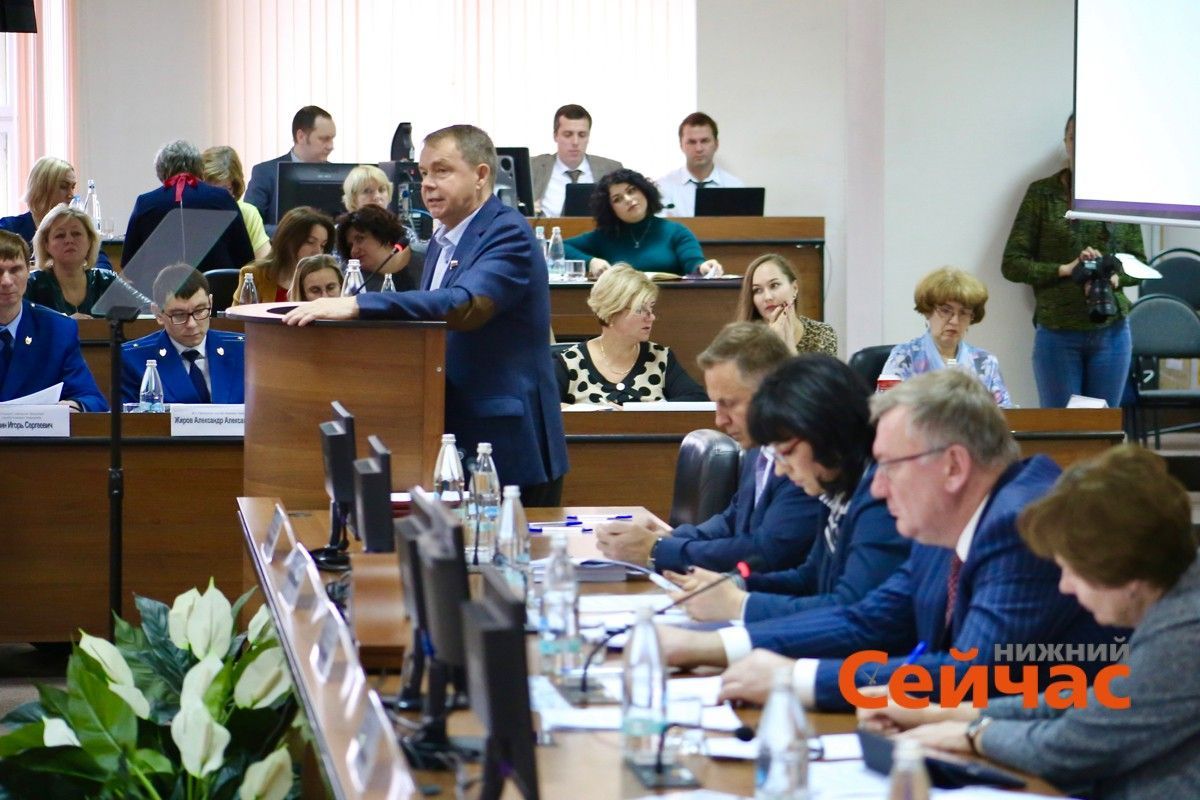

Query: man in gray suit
<box><xmin>530</xmin><ymin>104</ymin><xmax>622</xmax><ymax>217</ymax></box>
<box><xmin>244</xmin><ymin>105</ymin><xmax>337</xmax><ymax>224</ymax></box>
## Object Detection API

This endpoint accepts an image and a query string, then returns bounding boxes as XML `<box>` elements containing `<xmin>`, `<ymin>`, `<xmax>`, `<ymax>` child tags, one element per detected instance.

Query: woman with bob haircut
<box><xmin>860</xmin><ymin>443</ymin><xmax>1200</xmax><ymax>799</ymax></box>
<box><xmin>666</xmin><ymin>353</ymin><xmax>909</xmax><ymax>624</ymax></box>
<box><xmin>233</xmin><ymin>206</ymin><xmax>335</xmax><ymax>304</ymax></box>
<box><xmin>880</xmin><ymin>266</ymin><xmax>1012</xmax><ymax>406</ymax></box>
<box><xmin>28</xmin><ymin>204</ymin><xmax>115</xmax><ymax>318</ymax></box>
<box><xmin>555</xmin><ymin>264</ymin><xmax>705</xmax><ymax>405</ymax></box>
<box><xmin>335</xmin><ymin>204</ymin><xmax>415</xmax><ymax>292</ymax></box>
<box><xmin>563</xmin><ymin>168</ymin><xmax>723</xmax><ymax>279</ymax></box>
<box><xmin>201</xmin><ymin>145</ymin><xmax>271</xmax><ymax>259</ymax></box>
<box><xmin>1</xmin><ymin>157</ymin><xmax>113</xmax><ymax>269</ymax></box>
<box><xmin>342</xmin><ymin>164</ymin><xmax>393</xmax><ymax>212</ymax></box>
<box><xmin>736</xmin><ymin>252</ymin><xmax>837</xmax><ymax>355</ymax></box>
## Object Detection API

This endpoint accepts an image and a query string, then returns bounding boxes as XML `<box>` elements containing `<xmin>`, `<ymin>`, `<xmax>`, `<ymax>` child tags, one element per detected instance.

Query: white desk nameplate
<box><xmin>279</xmin><ymin>546</ymin><xmax>320</xmax><ymax>612</ymax></box>
<box><xmin>346</xmin><ymin>692</ymin><xmax>388</xmax><ymax>793</ymax></box>
<box><xmin>260</xmin><ymin>503</ymin><xmax>293</xmax><ymax>563</ymax></box>
<box><xmin>169</xmin><ymin>404</ymin><xmax>245</xmax><ymax>436</ymax></box>
<box><xmin>310</xmin><ymin>610</ymin><xmax>357</xmax><ymax>688</ymax></box>
<box><xmin>0</xmin><ymin>404</ymin><xmax>69</xmax><ymax>437</ymax></box>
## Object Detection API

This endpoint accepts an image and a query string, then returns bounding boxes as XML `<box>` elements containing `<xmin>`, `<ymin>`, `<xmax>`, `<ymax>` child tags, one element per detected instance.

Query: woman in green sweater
<box><xmin>564</xmin><ymin>169</ymin><xmax>724</xmax><ymax>279</ymax></box>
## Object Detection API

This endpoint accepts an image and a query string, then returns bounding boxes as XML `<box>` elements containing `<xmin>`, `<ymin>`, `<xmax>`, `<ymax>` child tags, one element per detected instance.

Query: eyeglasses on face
<box><xmin>875</xmin><ymin>446</ymin><xmax>949</xmax><ymax>478</ymax></box>
<box><xmin>165</xmin><ymin>306</ymin><xmax>212</xmax><ymax>325</ymax></box>
<box><xmin>933</xmin><ymin>304</ymin><xmax>973</xmax><ymax>323</ymax></box>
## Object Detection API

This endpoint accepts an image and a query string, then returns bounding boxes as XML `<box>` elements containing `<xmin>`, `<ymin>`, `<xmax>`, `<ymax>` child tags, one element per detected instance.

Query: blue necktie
<box><xmin>0</xmin><ymin>329</ymin><xmax>13</xmax><ymax>386</ymax></box>
<box><xmin>181</xmin><ymin>350</ymin><xmax>211</xmax><ymax>403</ymax></box>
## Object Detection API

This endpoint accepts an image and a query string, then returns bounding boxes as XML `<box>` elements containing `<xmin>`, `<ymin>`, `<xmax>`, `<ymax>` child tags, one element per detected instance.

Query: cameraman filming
<box><xmin>1002</xmin><ymin>114</ymin><xmax>1145</xmax><ymax>408</ymax></box>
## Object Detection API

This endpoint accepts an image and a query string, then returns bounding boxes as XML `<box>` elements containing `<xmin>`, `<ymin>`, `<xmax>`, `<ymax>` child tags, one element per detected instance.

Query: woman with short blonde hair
<box><xmin>1</xmin><ymin>157</ymin><xmax>77</xmax><ymax>246</ymax></box>
<box><xmin>27</xmin><ymin>204</ymin><xmax>115</xmax><ymax>318</ymax></box>
<box><xmin>202</xmin><ymin>145</ymin><xmax>270</xmax><ymax>258</ymax></box>
<box><xmin>879</xmin><ymin>266</ymin><xmax>1012</xmax><ymax>406</ymax></box>
<box><xmin>342</xmin><ymin>165</ymin><xmax>393</xmax><ymax>212</ymax></box>
<box><xmin>555</xmin><ymin>264</ymin><xmax>706</xmax><ymax>405</ymax></box>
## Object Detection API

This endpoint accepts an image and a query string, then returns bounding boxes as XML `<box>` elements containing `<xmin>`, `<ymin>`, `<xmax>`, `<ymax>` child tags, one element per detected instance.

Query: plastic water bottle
<box><xmin>539</xmin><ymin>532</ymin><xmax>580</xmax><ymax>683</ymax></box>
<box><xmin>548</xmin><ymin>226</ymin><xmax>565</xmax><ymax>281</ymax></box>
<box><xmin>468</xmin><ymin>442</ymin><xmax>500</xmax><ymax>565</ymax></box>
<box><xmin>887</xmin><ymin>739</ymin><xmax>931</xmax><ymax>800</ymax></box>
<box><xmin>534</xmin><ymin>225</ymin><xmax>548</xmax><ymax>263</ymax></box>
<box><xmin>138</xmin><ymin>360</ymin><xmax>165</xmax><ymax>413</ymax></box>
<box><xmin>495</xmin><ymin>485</ymin><xmax>530</xmax><ymax>601</ymax></box>
<box><xmin>381</xmin><ymin>272</ymin><xmax>396</xmax><ymax>293</ymax></box>
<box><xmin>622</xmin><ymin>607</ymin><xmax>668</xmax><ymax>768</ymax></box>
<box><xmin>432</xmin><ymin>434</ymin><xmax>466</xmax><ymax>524</ymax></box>
<box><xmin>755</xmin><ymin>667</ymin><xmax>810</xmax><ymax>799</ymax></box>
<box><xmin>239</xmin><ymin>272</ymin><xmax>259</xmax><ymax>305</ymax></box>
<box><xmin>82</xmin><ymin>179</ymin><xmax>102</xmax><ymax>230</ymax></box>
<box><xmin>342</xmin><ymin>259</ymin><xmax>364</xmax><ymax>296</ymax></box>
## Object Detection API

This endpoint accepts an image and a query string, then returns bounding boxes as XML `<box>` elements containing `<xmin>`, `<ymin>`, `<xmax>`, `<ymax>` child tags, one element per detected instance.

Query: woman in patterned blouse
<box><xmin>880</xmin><ymin>266</ymin><xmax>1013</xmax><ymax>407</ymax></box>
<box><xmin>735</xmin><ymin>253</ymin><xmax>838</xmax><ymax>356</ymax></box>
<box><xmin>555</xmin><ymin>264</ymin><xmax>707</xmax><ymax>405</ymax></box>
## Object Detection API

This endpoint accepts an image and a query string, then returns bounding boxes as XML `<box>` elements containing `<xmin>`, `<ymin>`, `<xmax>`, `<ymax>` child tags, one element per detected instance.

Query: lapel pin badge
<box><xmin>24</xmin><ymin>336</ymin><xmax>32</xmax><ymax>345</ymax></box>
<box><xmin>449</xmin><ymin>259</ymin><xmax>460</xmax><ymax>270</ymax></box>
<box><xmin>159</xmin><ymin>348</ymin><xmax>168</xmax><ymax>357</ymax></box>
<box><xmin>216</xmin><ymin>347</ymin><xmax>225</xmax><ymax>356</ymax></box>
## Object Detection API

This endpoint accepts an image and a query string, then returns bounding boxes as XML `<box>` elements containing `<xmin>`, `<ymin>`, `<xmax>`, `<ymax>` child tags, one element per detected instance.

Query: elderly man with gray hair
<box><xmin>660</xmin><ymin>368</ymin><xmax>1122</xmax><ymax>712</ymax></box>
<box><xmin>123</xmin><ymin>139</ymin><xmax>254</xmax><ymax>273</ymax></box>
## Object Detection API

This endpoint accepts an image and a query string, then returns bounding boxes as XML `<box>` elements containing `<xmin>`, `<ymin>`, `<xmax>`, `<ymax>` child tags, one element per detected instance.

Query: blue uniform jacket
<box><xmin>120</xmin><ymin>329</ymin><xmax>246</xmax><ymax>404</ymax></box>
<box><xmin>1</xmin><ymin>300</ymin><xmax>106</xmax><ymax>411</ymax></box>
<box><xmin>747</xmin><ymin>456</ymin><xmax>1124</xmax><ymax>710</ymax></box>
<box><xmin>122</xmin><ymin>182</ymin><xmax>254</xmax><ymax>273</ymax></box>
<box><xmin>653</xmin><ymin>446</ymin><xmax>825</xmax><ymax>574</ymax></box>
<box><xmin>743</xmin><ymin>464</ymin><xmax>911</xmax><ymax>621</ymax></box>
<box><xmin>356</xmin><ymin>195</ymin><xmax>568</xmax><ymax>488</ymax></box>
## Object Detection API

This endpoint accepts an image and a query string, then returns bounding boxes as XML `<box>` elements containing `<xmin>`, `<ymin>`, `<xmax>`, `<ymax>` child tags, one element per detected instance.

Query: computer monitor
<box><xmin>315</xmin><ymin>401</ymin><xmax>356</xmax><ymax>569</ymax></box>
<box><xmin>495</xmin><ymin>147</ymin><xmax>535</xmax><ymax>217</ymax></box>
<box><xmin>694</xmin><ymin>186</ymin><xmax>766</xmax><ymax>217</ymax></box>
<box><xmin>274</xmin><ymin>161</ymin><xmax>358</xmax><ymax>224</ymax></box>
<box><xmin>462</xmin><ymin>574</ymin><xmax>540</xmax><ymax>800</ymax></box>
<box><xmin>352</xmin><ymin>435</ymin><xmax>393</xmax><ymax>553</ymax></box>
<box><xmin>393</xmin><ymin>499</ymin><xmax>432</xmax><ymax>711</ymax></box>
<box><xmin>561</xmin><ymin>182</ymin><xmax>595</xmax><ymax>217</ymax></box>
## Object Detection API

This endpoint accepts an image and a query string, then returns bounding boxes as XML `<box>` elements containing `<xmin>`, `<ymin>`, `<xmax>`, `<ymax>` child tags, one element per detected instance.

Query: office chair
<box><xmin>668</xmin><ymin>429</ymin><xmax>741</xmax><ymax>528</ymax></box>
<box><xmin>1126</xmin><ymin>293</ymin><xmax>1200</xmax><ymax>447</ymax></box>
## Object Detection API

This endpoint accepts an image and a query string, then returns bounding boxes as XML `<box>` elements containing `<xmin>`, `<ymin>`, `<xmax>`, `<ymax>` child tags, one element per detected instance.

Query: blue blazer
<box><xmin>743</xmin><ymin>464</ymin><xmax>911</xmax><ymax>621</ymax></box>
<box><xmin>746</xmin><ymin>456</ymin><xmax>1123</xmax><ymax>711</ymax></box>
<box><xmin>120</xmin><ymin>329</ymin><xmax>245</xmax><ymax>405</ymax></box>
<box><xmin>653</xmin><ymin>446</ymin><xmax>825</xmax><ymax>574</ymax></box>
<box><xmin>1</xmin><ymin>301</ymin><xmax>106</xmax><ymax>411</ymax></box>
<box><xmin>122</xmin><ymin>182</ymin><xmax>254</xmax><ymax>273</ymax></box>
<box><xmin>243</xmin><ymin>152</ymin><xmax>291</xmax><ymax>224</ymax></box>
<box><xmin>0</xmin><ymin>211</ymin><xmax>113</xmax><ymax>270</ymax></box>
<box><xmin>357</xmin><ymin>195</ymin><xmax>568</xmax><ymax>488</ymax></box>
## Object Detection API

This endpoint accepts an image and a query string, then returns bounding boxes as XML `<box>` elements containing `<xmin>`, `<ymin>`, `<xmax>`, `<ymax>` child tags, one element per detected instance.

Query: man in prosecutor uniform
<box><xmin>121</xmin><ymin>265</ymin><xmax>245</xmax><ymax>404</ymax></box>
<box><xmin>284</xmin><ymin>124</ymin><xmax>568</xmax><ymax>504</ymax></box>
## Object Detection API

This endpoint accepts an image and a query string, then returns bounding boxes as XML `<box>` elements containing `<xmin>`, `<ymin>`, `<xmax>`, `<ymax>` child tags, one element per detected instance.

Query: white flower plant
<box><xmin>0</xmin><ymin>580</ymin><xmax>300</xmax><ymax>800</ymax></box>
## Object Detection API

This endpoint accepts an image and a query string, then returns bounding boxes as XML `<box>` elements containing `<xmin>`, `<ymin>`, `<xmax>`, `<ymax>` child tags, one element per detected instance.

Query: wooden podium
<box><xmin>225</xmin><ymin>304</ymin><xmax>446</xmax><ymax>508</ymax></box>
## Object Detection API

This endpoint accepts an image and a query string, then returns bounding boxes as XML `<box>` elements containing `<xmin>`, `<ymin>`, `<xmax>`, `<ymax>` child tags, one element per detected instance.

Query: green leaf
<box><xmin>202</xmin><ymin>660</ymin><xmax>235</xmax><ymax>719</ymax></box>
<box><xmin>38</xmin><ymin>685</ymin><xmax>72</xmax><ymax>722</ymax></box>
<box><xmin>134</xmin><ymin>594</ymin><xmax>173</xmax><ymax>646</ymax></box>
<box><xmin>0</xmin><ymin>721</ymin><xmax>47</xmax><ymax>757</ymax></box>
<box><xmin>132</xmin><ymin>747</ymin><xmax>173</xmax><ymax>775</ymax></box>
<box><xmin>1</xmin><ymin>700</ymin><xmax>45</xmax><ymax>727</ymax></box>
<box><xmin>229</xmin><ymin>586</ymin><xmax>258</xmax><ymax>628</ymax></box>
<box><xmin>112</xmin><ymin>613</ymin><xmax>148</xmax><ymax>654</ymax></box>
<box><xmin>223</xmin><ymin>701</ymin><xmax>295</xmax><ymax>762</ymax></box>
<box><xmin>65</xmin><ymin>653</ymin><xmax>136</xmax><ymax>772</ymax></box>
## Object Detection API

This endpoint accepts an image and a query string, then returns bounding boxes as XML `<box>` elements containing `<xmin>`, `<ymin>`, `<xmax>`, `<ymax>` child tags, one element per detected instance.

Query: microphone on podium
<box><xmin>575</xmin><ymin>556</ymin><xmax>763</xmax><ymax>701</ymax></box>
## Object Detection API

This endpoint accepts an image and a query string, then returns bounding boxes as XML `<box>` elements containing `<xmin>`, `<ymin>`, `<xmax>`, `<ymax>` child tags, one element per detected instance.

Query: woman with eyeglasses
<box><xmin>555</xmin><ymin>264</ymin><xmax>706</xmax><ymax>406</ymax></box>
<box><xmin>880</xmin><ymin>266</ymin><xmax>1012</xmax><ymax>407</ymax></box>
<box><xmin>563</xmin><ymin>169</ymin><xmax>724</xmax><ymax>279</ymax></box>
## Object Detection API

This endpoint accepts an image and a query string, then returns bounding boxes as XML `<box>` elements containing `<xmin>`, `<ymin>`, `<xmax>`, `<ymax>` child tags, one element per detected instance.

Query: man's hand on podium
<box><xmin>282</xmin><ymin>296</ymin><xmax>360</xmax><ymax>326</ymax></box>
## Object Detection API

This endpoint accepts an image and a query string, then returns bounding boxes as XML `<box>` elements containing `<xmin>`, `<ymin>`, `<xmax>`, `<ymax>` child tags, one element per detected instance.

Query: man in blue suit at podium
<box><xmin>121</xmin><ymin>265</ymin><xmax>245</xmax><ymax>404</ymax></box>
<box><xmin>0</xmin><ymin>231</ymin><xmax>106</xmax><ymax>411</ymax></box>
<box><xmin>283</xmin><ymin>124</ymin><xmax>568</xmax><ymax>505</ymax></box>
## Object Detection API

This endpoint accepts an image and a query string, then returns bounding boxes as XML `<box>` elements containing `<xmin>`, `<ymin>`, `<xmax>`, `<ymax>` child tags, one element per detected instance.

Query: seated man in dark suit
<box><xmin>596</xmin><ymin>322</ymin><xmax>824</xmax><ymax>574</ymax></box>
<box><xmin>244</xmin><ymin>105</ymin><xmax>337</xmax><ymax>223</ymax></box>
<box><xmin>661</xmin><ymin>370</ymin><xmax>1119</xmax><ymax>712</ymax></box>
<box><xmin>283</xmin><ymin>124</ymin><xmax>568</xmax><ymax>504</ymax></box>
<box><xmin>0</xmin><ymin>231</ymin><xmax>106</xmax><ymax>411</ymax></box>
<box><xmin>123</xmin><ymin>140</ymin><xmax>255</xmax><ymax>273</ymax></box>
<box><xmin>666</xmin><ymin>354</ymin><xmax>910</xmax><ymax>623</ymax></box>
<box><xmin>121</xmin><ymin>265</ymin><xmax>245</xmax><ymax>404</ymax></box>
<box><xmin>531</xmin><ymin>104</ymin><xmax>622</xmax><ymax>217</ymax></box>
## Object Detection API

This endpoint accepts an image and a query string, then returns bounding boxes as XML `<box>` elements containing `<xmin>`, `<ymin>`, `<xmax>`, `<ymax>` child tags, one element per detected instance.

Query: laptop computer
<box><xmin>561</xmin><ymin>182</ymin><xmax>596</xmax><ymax>217</ymax></box>
<box><xmin>695</xmin><ymin>186</ymin><xmax>766</xmax><ymax>217</ymax></box>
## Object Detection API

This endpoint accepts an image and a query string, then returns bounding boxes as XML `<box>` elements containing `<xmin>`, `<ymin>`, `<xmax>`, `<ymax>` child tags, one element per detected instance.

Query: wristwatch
<box><xmin>647</xmin><ymin>537</ymin><xmax>665</xmax><ymax>572</ymax></box>
<box><xmin>965</xmin><ymin>715</ymin><xmax>993</xmax><ymax>755</ymax></box>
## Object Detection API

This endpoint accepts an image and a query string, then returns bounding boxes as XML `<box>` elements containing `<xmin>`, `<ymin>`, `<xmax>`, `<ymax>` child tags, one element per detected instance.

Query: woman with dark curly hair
<box><xmin>563</xmin><ymin>168</ymin><xmax>724</xmax><ymax>279</ymax></box>
<box><xmin>335</xmin><ymin>204</ymin><xmax>416</xmax><ymax>292</ymax></box>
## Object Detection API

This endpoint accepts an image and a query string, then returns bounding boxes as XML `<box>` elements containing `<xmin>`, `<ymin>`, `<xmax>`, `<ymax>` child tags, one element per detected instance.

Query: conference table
<box><xmin>239</xmin><ymin>497</ymin><xmax>1062</xmax><ymax>798</ymax></box>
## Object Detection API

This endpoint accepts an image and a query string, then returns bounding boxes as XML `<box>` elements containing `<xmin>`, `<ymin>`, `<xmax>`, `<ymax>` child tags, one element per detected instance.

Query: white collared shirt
<box><xmin>0</xmin><ymin>305</ymin><xmax>22</xmax><ymax>340</ymax></box>
<box><xmin>655</xmin><ymin>164</ymin><xmax>745</xmax><ymax>217</ymax></box>
<box><xmin>539</xmin><ymin>156</ymin><xmax>595</xmax><ymax>218</ymax></box>
<box><xmin>170</xmin><ymin>333</ymin><xmax>211</xmax><ymax>394</ymax></box>
<box><xmin>428</xmin><ymin>202</ymin><xmax>487</xmax><ymax>290</ymax></box>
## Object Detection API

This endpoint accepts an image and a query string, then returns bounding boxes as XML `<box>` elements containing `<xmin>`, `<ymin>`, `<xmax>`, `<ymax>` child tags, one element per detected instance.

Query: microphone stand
<box><xmin>106</xmin><ymin>305</ymin><xmax>141</xmax><ymax>638</ymax></box>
